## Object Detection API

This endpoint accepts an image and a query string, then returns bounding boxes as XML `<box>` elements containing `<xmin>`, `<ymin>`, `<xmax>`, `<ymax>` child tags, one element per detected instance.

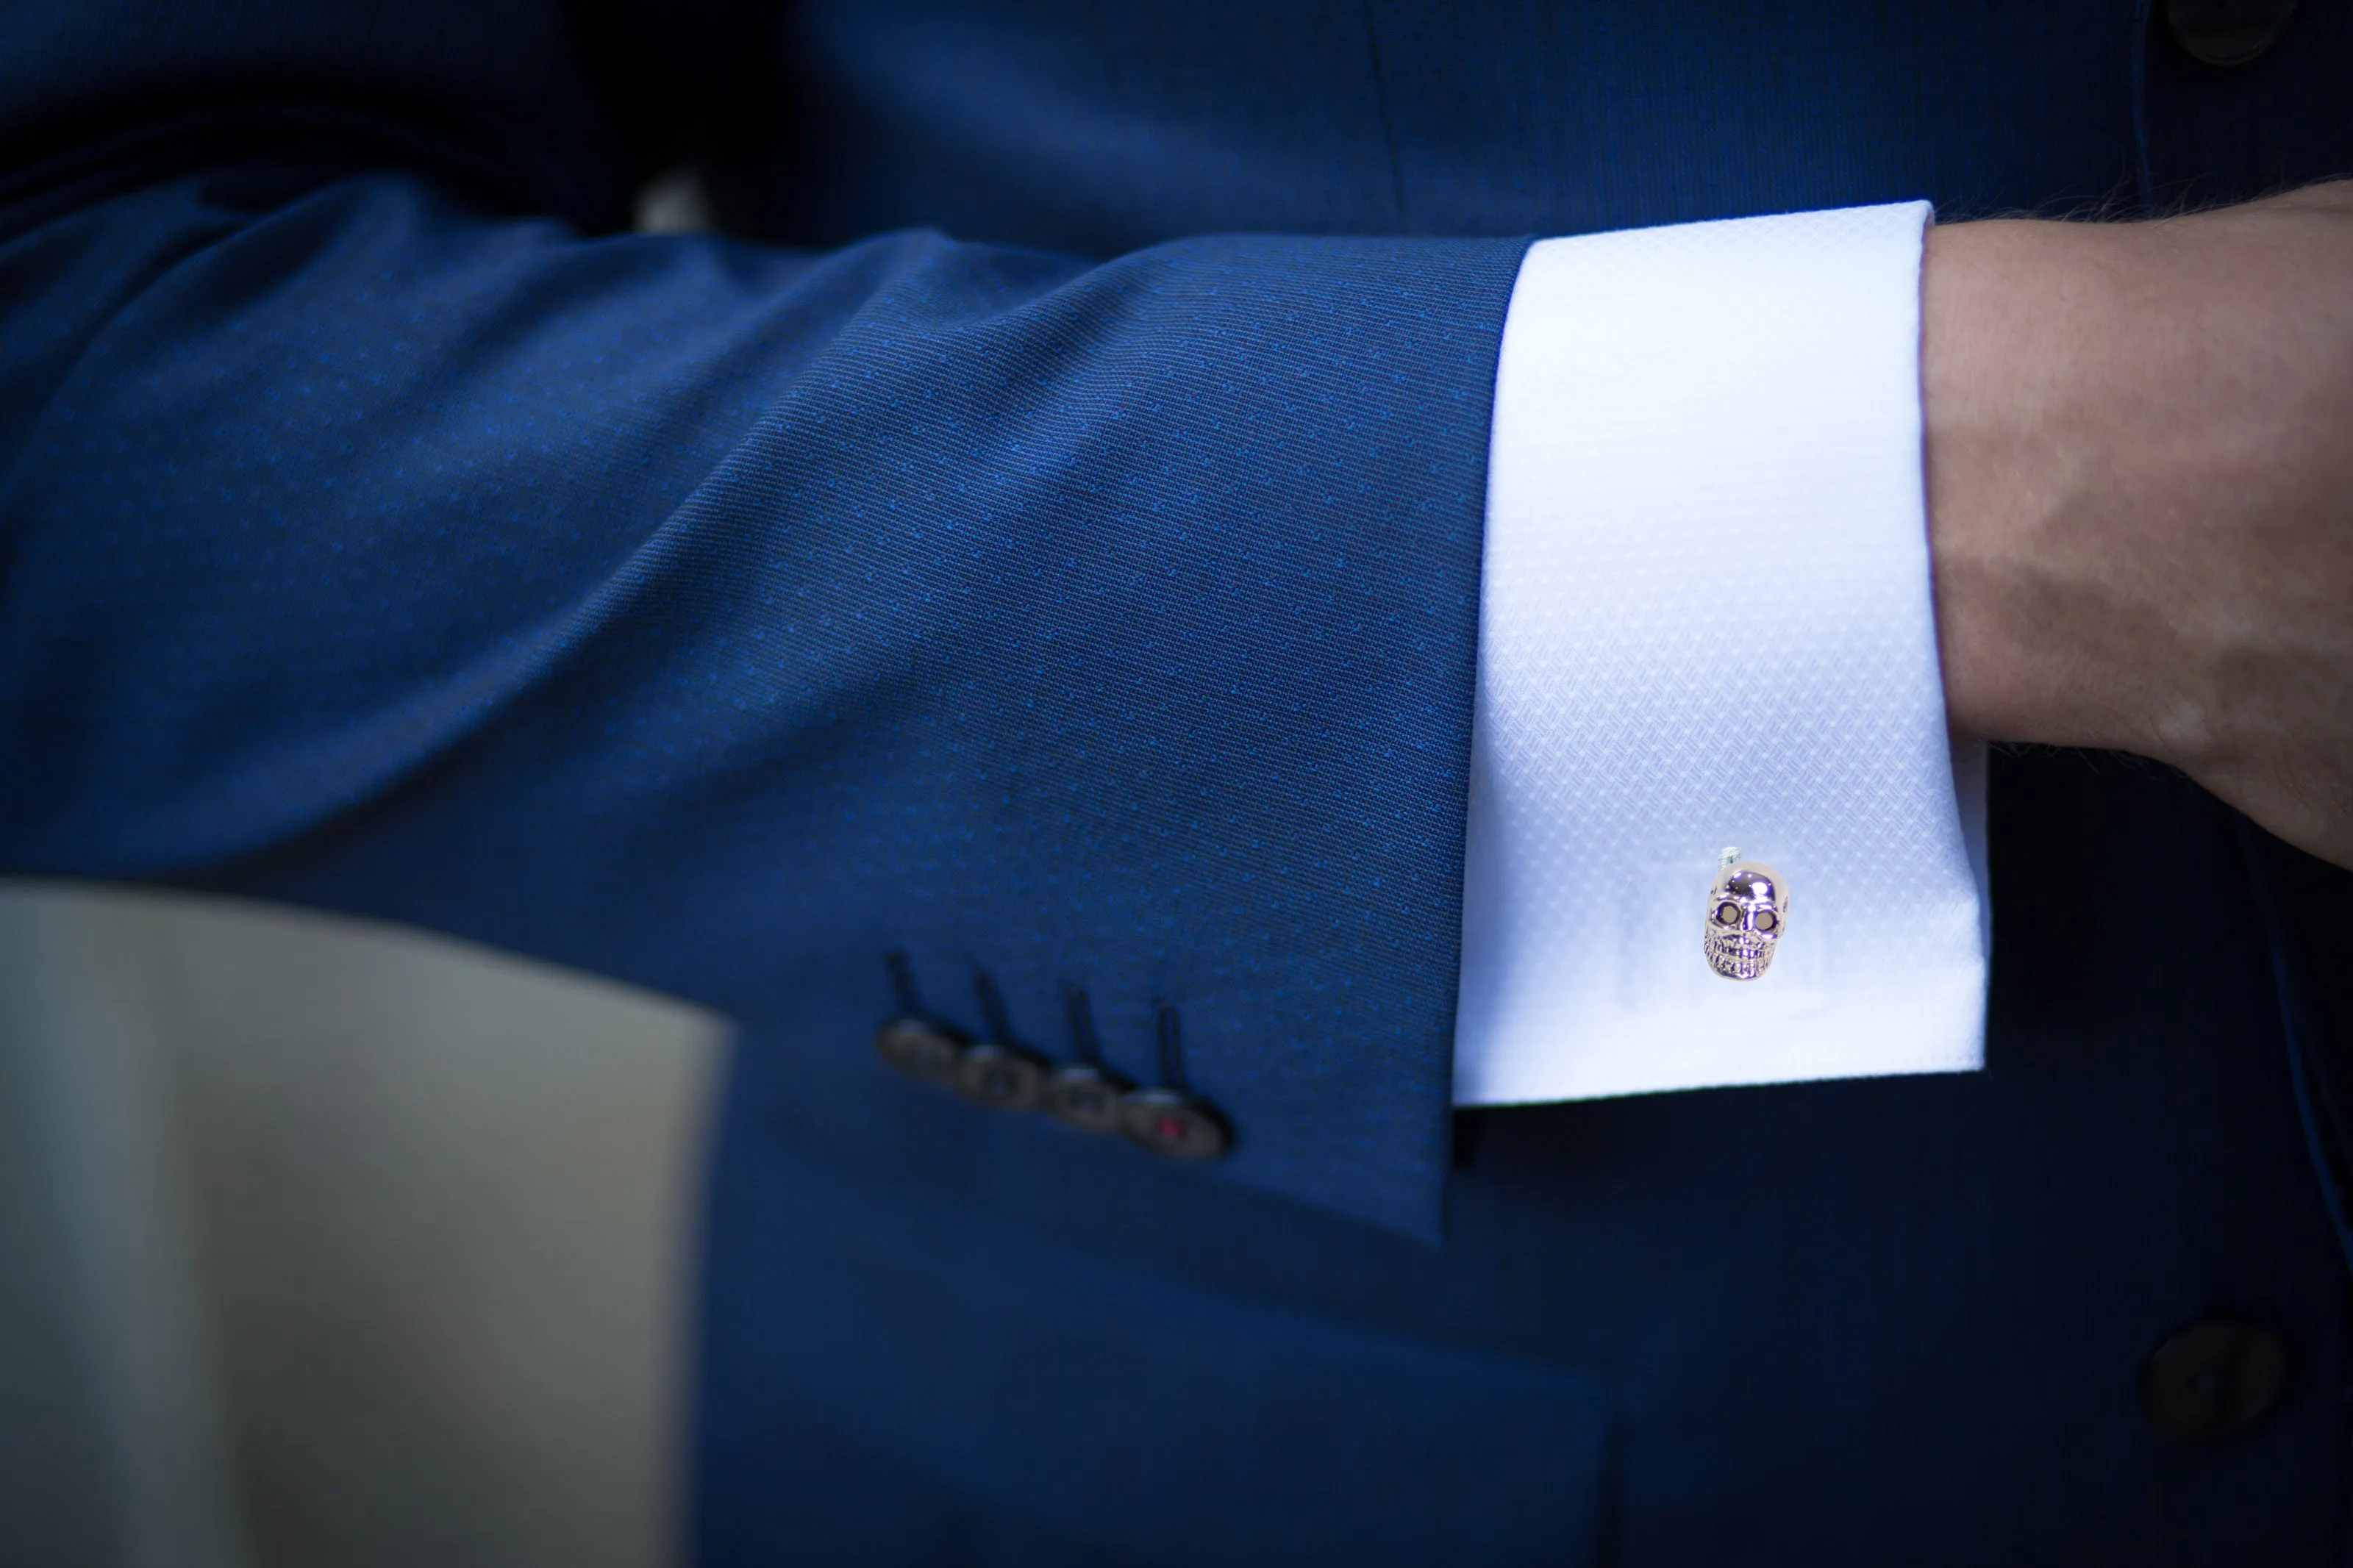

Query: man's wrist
<box><xmin>1921</xmin><ymin>217</ymin><xmax>2120</xmax><ymax>752</ymax></box>
<box><xmin>1923</xmin><ymin>187</ymin><xmax>2353</xmax><ymax>868</ymax></box>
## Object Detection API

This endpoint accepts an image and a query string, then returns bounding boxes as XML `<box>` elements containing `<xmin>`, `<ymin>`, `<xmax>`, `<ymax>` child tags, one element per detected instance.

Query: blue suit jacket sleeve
<box><xmin>0</xmin><ymin>0</ymin><xmax>1528</xmax><ymax>1236</ymax></box>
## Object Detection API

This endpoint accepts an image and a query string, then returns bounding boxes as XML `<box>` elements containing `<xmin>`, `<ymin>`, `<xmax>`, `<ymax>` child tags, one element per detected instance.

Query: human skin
<box><xmin>1924</xmin><ymin>182</ymin><xmax>2353</xmax><ymax>870</ymax></box>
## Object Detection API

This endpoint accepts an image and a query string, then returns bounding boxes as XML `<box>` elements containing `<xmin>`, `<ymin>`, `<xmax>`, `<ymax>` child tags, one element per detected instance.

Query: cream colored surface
<box><xmin>0</xmin><ymin>881</ymin><xmax>723</xmax><ymax>1568</ymax></box>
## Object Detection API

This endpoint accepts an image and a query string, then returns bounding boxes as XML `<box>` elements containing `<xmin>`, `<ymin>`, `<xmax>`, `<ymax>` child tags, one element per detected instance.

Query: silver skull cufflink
<box><xmin>1704</xmin><ymin>851</ymin><xmax>1786</xmax><ymax>981</ymax></box>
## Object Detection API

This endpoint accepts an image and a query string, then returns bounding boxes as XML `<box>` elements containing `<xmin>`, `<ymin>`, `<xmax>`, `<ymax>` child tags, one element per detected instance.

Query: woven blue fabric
<box><xmin>0</xmin><ymin>15</ymin><xmax>1529</xmax><ymax>1236</ymax></box>
<box><xmin>7</xmin><ymin>1</ymin><xmax>2353</xmax><ymax>1561</ymax></box>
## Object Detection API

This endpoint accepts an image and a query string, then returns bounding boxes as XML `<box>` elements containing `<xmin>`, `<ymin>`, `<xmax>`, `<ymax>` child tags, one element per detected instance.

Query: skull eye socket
<box><xmin>1713</xmin><ymin>902</ymin><xmax>1741</xmax><ymax>927</ymax></box>
<box><xmin>1753</xmin><ymin>909</ymin><xmax>1778</xmax><ymax>934</ymax></box>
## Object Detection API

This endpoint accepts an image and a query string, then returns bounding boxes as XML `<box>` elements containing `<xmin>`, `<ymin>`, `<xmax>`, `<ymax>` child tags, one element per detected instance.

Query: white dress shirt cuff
<box><xmin>1453</xmin><ymin>201</ymin><xmax>1989</xmax><ymax>1106</ymax></box>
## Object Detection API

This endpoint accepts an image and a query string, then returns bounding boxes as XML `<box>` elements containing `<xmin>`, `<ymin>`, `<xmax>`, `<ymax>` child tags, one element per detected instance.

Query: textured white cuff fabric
<box><xmin>1452</xmin><ymin>201</ymin><xmax>1989</xmax><ymax>1107</ymax></box>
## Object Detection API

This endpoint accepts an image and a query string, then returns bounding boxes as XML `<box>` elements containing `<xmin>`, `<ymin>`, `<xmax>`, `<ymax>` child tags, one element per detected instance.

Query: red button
<box><xmin>1118</xmin><ymin>1086</ymin><xmax>1231</xmax><ymax>1161</ymax></box>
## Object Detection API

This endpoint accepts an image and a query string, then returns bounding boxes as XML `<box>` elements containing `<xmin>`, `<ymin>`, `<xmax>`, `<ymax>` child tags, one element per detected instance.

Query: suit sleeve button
<box><xmin>2164</xmin><ymin>0</ymin><xmax>2295</xmax><ymax>65</ymax></box>
<box><xmin>874</xmin><ymin>1017</ymin><xmax>966</xmax><ymax>1084</ymax></box>
<box><xmin>1040</xmin><ymin>1062</ymin><xmax>1134</xmax><ymax>1132</ymax></box>
<box><xmin>2140</xmin><ymin>1318</ymin><xmax>2290</xmax><ymax>1440</ymax></box>
<box><xmin>1118</xmin><ymin>1086</ymin><xmax>1231</xmax><ymax>1161</ymax></box>
<box><xmin>953</xmin><ymin>1042</ymin><xmax>1049</xmax><ymax>1111</ymax></box>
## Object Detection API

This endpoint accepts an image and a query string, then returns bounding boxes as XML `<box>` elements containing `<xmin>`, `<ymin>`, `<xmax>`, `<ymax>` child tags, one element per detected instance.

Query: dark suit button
<box><xmin>1118</xmin><ymin>1086</ymin><xmax>1231</xmax><ymax>1161</ymax></box>
<box><xmin>954</xmin><ymin>1042</ymin><xmax>1049</xmax><ymax>1111</ymax></box>
<box><xmin>2140</xmin><ymin>1318</ymin><xmax>2289</xmax><ymax>1440</ymax></box>
<box><xmin>2165</xmin><ymin>0</ymin><xmax>2295</xmax><ymax>65</ymax></box>
<box><xmin>874</xmin><ymin>1017</ymin><xmax>965</xmax><ymax>1084</ymax></box>
<box><xmin>1040</xmin><ymin>1062</ymin><xmax>1134</xmax><ymax>1132</ymax></box>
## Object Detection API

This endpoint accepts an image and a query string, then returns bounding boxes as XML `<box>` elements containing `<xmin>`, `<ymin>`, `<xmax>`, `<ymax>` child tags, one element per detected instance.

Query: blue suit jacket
<box><xmin>5</xmin><ymin>1</ymin><xmax>2352</xmax><ymax>1561</ymax></box>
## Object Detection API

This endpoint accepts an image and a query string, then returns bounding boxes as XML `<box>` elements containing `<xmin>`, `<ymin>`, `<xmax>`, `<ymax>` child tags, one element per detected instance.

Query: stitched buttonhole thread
<box><xmin>1063</xmin><ymin>984</ymin><xmax>1104</xmax><ymax>1066</ymax></box>
<box><xmin>1155</xmin><ymin>1001</ymin><xmax>1187</xmax><ymax>1090</ymax></box>
<box><xmin>974</xmin><ymin>970</ymin><xmax>1017</xmax><ymax>1043</ymax></box>
<box><xmin>883</xmin><ymin>951</ymin><xmax>924</xmax><ymax>1016</ymax></box>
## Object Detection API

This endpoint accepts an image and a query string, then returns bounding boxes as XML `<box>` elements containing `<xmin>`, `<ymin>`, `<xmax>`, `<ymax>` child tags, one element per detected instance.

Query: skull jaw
<box><xmin>1704</xmin><ymin>926</ymin><xmax>1777</xmax><ymax>981</ymax></box>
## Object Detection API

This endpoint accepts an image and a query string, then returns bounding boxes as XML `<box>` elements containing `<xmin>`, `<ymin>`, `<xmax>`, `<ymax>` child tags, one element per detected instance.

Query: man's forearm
<box><xmin>1922</xmin><ymin>186</ymin><xmax>2353</xmax><ymax>868</ymax></box>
